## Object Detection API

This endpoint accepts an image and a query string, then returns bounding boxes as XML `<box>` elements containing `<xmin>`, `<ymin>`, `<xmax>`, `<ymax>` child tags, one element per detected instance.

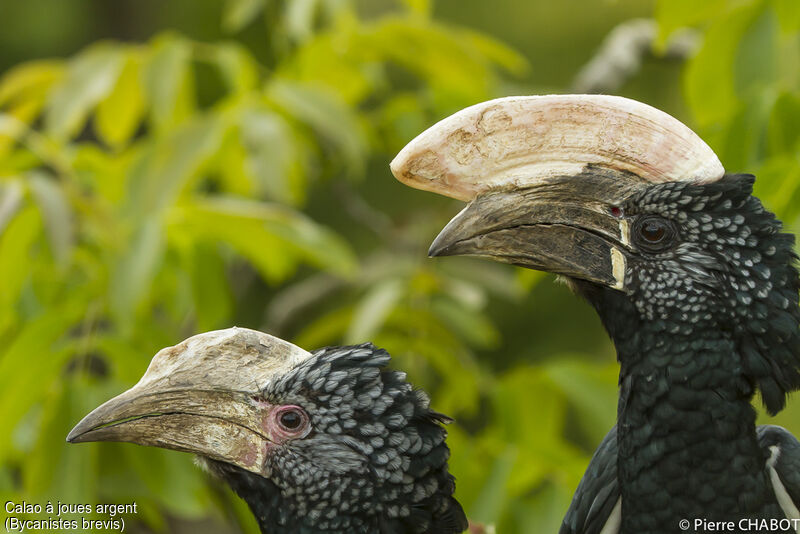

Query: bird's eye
<box><xmin>641</xmin><ymin>221</ymin><xmax>665</xmax><ymax>242</ymax></box>
<box><xmin>274</xmin><ymin>405</ymin><xmax>309</xmax><ymax>435</ymax></box>
<box><xmin>633</xmin><ymin>216</ymin><xmax>676</xmax><ymax>252</ymax></box>
<box><xmin>280</xmin><ymin>411</ymin><xmax>301</xmax><ymax>429</ymax></box>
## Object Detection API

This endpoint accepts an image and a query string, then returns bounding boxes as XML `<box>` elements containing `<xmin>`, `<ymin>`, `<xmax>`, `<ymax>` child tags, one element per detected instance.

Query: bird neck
<box><xmin>596</xmin><ymin>288</ymin><xmax>780</xmax><ymax>532</ymax></box>
<box><xmin>202</xmin><ymin>460</ymin><xmax>315</xmax><ymax>534</ymax></box>
<box><xmin>203</xmin><ymin>456</ymin><xmax>466</xmax><ymax>534</ymax></box>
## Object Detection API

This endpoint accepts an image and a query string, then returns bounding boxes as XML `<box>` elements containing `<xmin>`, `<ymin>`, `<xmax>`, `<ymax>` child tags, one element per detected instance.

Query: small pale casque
<box><xmin>68</xmin><ymin>327</ymin><xmax>467</xmax><ymax>534</ymax></box>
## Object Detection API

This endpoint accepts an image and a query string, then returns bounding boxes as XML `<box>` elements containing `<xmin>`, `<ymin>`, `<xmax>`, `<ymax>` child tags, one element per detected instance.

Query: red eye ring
<box><xmin>273</xmin><ymin>405</ymin><xmax>310</xmax><ymax>435</ymax></box>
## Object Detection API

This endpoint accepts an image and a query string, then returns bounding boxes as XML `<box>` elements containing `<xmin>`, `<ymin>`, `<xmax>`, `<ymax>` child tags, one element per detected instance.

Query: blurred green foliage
<box><xmin>1</xmin><ymin>0</ymin><xmax>800</xmax><ymax>533</ymax></box>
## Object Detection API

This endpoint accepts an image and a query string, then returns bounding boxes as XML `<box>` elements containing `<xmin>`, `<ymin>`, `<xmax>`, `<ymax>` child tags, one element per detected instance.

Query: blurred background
<box><xmin>1</xmin><ymin>0</ymin><xmax>799</xmax><ymax>532</ymax></box>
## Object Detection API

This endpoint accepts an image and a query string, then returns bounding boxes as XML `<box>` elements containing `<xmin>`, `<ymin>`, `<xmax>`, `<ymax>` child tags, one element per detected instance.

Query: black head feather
<box><xmin>204</xmin><ymin>343</ymin><xmax>467</xmax><ymax>534</ymax></box>
<box><xmin>617</xmin><ymin>174</ymin><xmax>800</xmax><ymax>414</ymax></box>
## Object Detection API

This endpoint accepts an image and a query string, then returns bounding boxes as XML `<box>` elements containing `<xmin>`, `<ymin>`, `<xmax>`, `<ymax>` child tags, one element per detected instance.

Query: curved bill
<box><xmin>428</xmin><ymin>169</ymin><xmax>634</xmax><ymax>290</ymax></box>
<box><xmin>390</xmin><ymin>94</ymin><xmax>725</xmax><ymax>290</ymax></box>
<box><xmin>67</xmin><ymin>328</ymin><xmax>312</xmax><ymax>475</ymax></box>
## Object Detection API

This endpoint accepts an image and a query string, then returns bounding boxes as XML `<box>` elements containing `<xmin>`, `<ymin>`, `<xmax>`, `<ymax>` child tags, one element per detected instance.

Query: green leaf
<box><xmin>544</xmin><ymin>359</ymin><xmax>618</xmax><ymax>444</ymax></box>
<box><xmin>122</xmin><ymin>446</ymin><xmax>211</xmax><ymax>517</ymax></box>
<box><xmin>346</xmin><ymin>278</ymin><xmax>403</xmax><ymax>344</ymax></box>
<box><xmin>211</xmin><ymin>42</ymin><xmax>260</xmax><ymax>94</ymax></box>
<box><xmin>654</xmin><ymin>0</ymin><xmax>727</xmax><ymax>50</ymax></box>
<box><xmin>260</xmin><ymin>203</ymin><xmax>358</xmax><ymax>277</ymax></box>
<box><xmin>0</xmin><ymin>178</ymin><xmax>24</xmax><ymax>235</ymax></box>
<box><xmin>0</xmin><ymin>205</ymin><xmax>41</xmax><ymax>318</ymax></box>
<box><xmin>512</xmin><ymin>483</ymin><xmax>574</xmax><ymax>534</ymax></box>
<box><xmin>361</xmin><ymin>18</ymin><xmax>498</xmax><ymax>110</ymax></box>
<box><xmin>370</xmin><ymin>305</ymin><xmax>483</xmax><ymax>416</ymax></box>
<box><xmin>169</xmin><ymin>199</ymin><xmax>294</xmax><ymax>283</ymax></box>
<box><xmin>294</xmin><ymin>306</ymin><xmax>354</xmax><ymax>349</ymax></box>
<box><xmin>0</xmin><ymin>114</ymin><xmax>28</xmax><ymax>154</ymax></box>
<box><xmin>715</xmin><ymin>88</ymin><xmax>775</xmax><ymax>171</ymax></box>
<box><xmin>440</xmin><ymin>259</ymin><xmax>522</xmax><ymax>302</ymax></box>
<box><xmin>213</xmin><ymin>126</ymin><xmax>256</xmax><ymax>196</ymax></box>
<box><xmin>186</xmin><ymin>242</ymin><xmax>233</xmax><ymax>331</ymax></box>
<box><xmin>93</xmin><ymin>336</ymin><xmax>155</xmax><ymax>384</ymax></box>
<box><xmin>71</xmin><ymin>143</ymin><xmax>132</xmax><ymax>205</ymax></box>
<box><xmin>492</xmin><ymin>367</ymin><xmax>565</xmax><ymax>451</ymax></box>
<box><xmin>96</xmin><ymin>50</ymin><xmax>146</xmax><ymax>148</ymax></box>
<box><xmin>267</xmin><ymin>80</ymin><xmax>367</xmax><ymax>176</ymax></box>
<box><xmin>734</xmin><ymin>6</ymin><xmax>778</xmax><ymax>97</ymax></box>
<box><xmin>28</xmin><ymin>171</ymin><xmax>73</xmax><ymax>267</ymax></box>
<box><xmin>431</xmin><ymin>297</ymin><xmax>499</xmax><ymax>349</ymax></box>
<box><xmin>771</xmin><ymin>0</ymin><xmax>800</xmax><ymax>34</ymax></box>
<box><xmin>402</xmin><ymin>0</ymin><xmax>431</xmax><ymax>16</ymax></box>
<box><xmin>753</xmin><ymin>155</ymin><xmax>800</xmax><ymax>222</ymax></box>
<box><xmin>0</xmin><ymin>300</ymin><xmax>84</xmax><ymax>461</ymax></box>
<box><xmin>23</xmin><ymin>379</ymin><xmax>104</xmax><ymax>503</ymax></box>
<box><xmin>110</xmin><ymin>218</ymin><xmax>165</xmax><ymax>325</ymax></box>
<box><xmin>683</xmin><ymin>1</ymin><xmax>763</xmax><ymax>127</ymax></box>
<box><xmin>484</xmin><ymin>365</ymin><xmax>590</xmax><ymax>503</ymax></box>
<box><xmin>767</xmin><ymin>92</ymin><xmax>800</xmax><ymax>157</ymax></box>
<box><xmin>44</xmin><ymin>44</ymin><xmax>125</xmax><ymax>140</ymax></box>
<box><xmin>0</xmin><ymin>104</ymin><xmax>41</xmax><ymax>156</ymax></box>
<box><xmin>168</xmin><ymin>197</ymin><xmax>357</xmax><ymax>283</ymax></box>
<box><xmin>516</xmin><ymin>267</ymin><xmax>547</xmax><ymax>292</ymax></box>
<box><xmin>460</xmin><ymin>29</ymin><xmax>529</xmax><ymax>77</ymax></box>
<box><xmin>222</xmin><ymin>0</ymin><xmax>267</xmax><ymax>33</ymax></box>
<box><xmin>239</xmin><ymin>108</ymin><xmax>307</xmax><ymax>204</ymax></box>
<box><xmin>126</xmin><ymin>114</ymin><xmax>228</xmax><ymax>215</ymax></box>
<box><xmin>0</xmin><ymin>60</ymin><xmax>64</xmax><ymax>108</ymax></box>
<box><xmin>277</xmin><ymin>33</ymin><xmax>375</xmax><ymax>105</ymax></box>
<box><xmin>440</xmin><ymin>277</ymin><xmax>487</xmax><ymax>310</ymax></box>
<box><xmin>379</xmin><ymin>93</ymin><xmax>429</xmax><ymax>152</ymax></box>
<box><xmin>223</xmin><ymin>486</ymin><xmax>261</xmax><ymax>534</ymax></box>
<box><xmin>285</xmin><ymin>0</ymin><xmax>318</xmax><ymax>43</ymax></box>
<box><xmin>143</xmin><ymin>35</ymin><xmax>194</xmax><ymax>132</ymax></box>
<box><xmin>468</xmin><ymin>446</ymin><xmax>516</xmax><ymax>526</ymax></box>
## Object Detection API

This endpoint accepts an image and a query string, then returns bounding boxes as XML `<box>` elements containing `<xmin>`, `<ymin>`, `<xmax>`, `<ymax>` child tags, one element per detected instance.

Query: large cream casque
<box><xmin>390</xmin><ymin>95</ymin><xmax>725</xmax><ymax>201</ymax></box>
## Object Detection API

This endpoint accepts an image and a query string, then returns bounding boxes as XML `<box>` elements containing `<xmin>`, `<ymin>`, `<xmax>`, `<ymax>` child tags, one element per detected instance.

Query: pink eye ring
<box><xmin>273</xmin><ymin>405</ymin><xmax>310</xmax><ymax>436</ymax></box>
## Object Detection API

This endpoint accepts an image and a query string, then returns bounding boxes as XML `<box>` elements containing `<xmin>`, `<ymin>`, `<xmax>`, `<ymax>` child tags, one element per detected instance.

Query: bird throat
<box><xmin>199</xmin><ymin>459</ymin><xmax>294</xmax><ymax>534</ymax></box>
<box><xmin>589</xmin><ymin>285</ymin><xmax>787</xmax><ymax>533</ymax></box>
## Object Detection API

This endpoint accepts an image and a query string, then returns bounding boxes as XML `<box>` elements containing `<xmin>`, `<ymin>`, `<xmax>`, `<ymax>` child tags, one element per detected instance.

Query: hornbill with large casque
<box><xmin>391</xmin><ymin>95</ymin><xmax>800</xmax><ymax>533</ymax></box>
<box><xmin>68</xmin><ymin>327</ymin><xmax>467</xmax><ymax>534</ymax></box>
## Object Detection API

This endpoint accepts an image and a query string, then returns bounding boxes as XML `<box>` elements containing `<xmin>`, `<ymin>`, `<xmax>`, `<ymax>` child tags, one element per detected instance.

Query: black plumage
<box><xmin>68</xmin><ymin>329</ymin><xmax>467</xmax><ymax>534</ymax></box>
<box><xmin>206</xmin><ymin>344</ymin><xmax>467</xmax><ymax>534</ymax></box>
<box><xmin>564</xmin><ymin>175</ymin><xmax>800</xmax><ymax>533</ymax></box>
<box><xmin>393</xmin><ymin>94</ymin><xmax>800</xmax><ymax>533</ymax></box>
<box><xmin>432</xmin><ymin>173</ymin><xmax>800</xmax><ymax>533</ymax></box>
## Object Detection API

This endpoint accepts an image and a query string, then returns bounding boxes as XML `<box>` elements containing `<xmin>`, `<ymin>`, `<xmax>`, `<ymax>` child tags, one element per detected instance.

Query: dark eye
<box><xmin>276</xmin><ymin>406</ymin><xmax>308</xmax><ymax>433</ymax></box>
<box><xmin>641</xmin><ymin>221</ymin><xmax>666</xmax><ymax>242</ymax></box>
<box><xmin>633</xmin><ymin>216</ymin><xmax>676</xmax><ymax>251</ymax></box>
<box><xmin>280</xmin><ymin>410</ymin><xmax>302</xmax><ymax>429</ymax></box>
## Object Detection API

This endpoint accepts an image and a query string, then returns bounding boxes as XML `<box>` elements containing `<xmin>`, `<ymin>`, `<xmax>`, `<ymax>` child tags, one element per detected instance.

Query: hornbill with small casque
<box><xmin>68</xmin><ymin>327</ymin><xmax>467</xmax><ymax>534</ymax></box>
<box><xmin>391</xmin><ymin>95</ymin><xmax>800</xmax><ymax>533</ymax></box>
